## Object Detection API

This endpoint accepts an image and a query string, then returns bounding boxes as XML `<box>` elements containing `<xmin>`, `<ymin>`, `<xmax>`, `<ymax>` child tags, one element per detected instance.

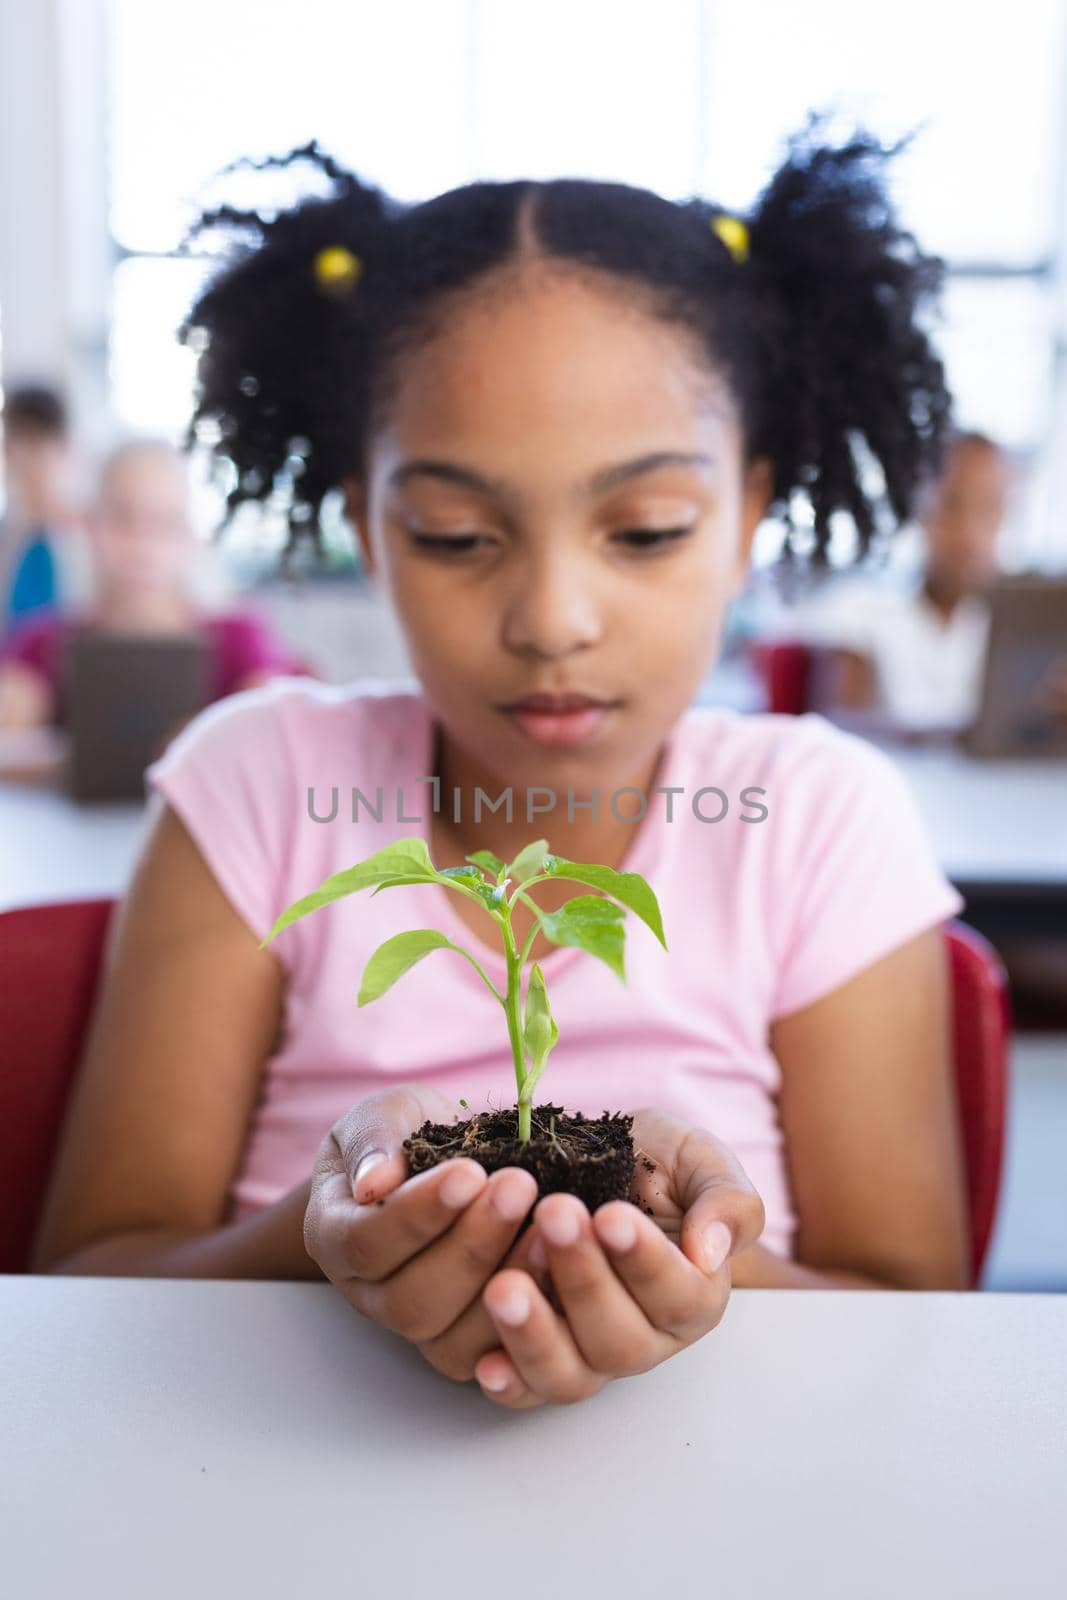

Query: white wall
<box><xmin>0</xmin><ymin>0</ymin><xmax>112</xmax><ymax>451</ymax></box>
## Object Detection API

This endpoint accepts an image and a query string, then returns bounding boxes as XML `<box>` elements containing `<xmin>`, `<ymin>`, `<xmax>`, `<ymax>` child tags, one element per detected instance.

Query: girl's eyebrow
<box><xmin>386</xmin><ymin>451</ymin><xmax>715</xmax><ymax>499</ymax></box>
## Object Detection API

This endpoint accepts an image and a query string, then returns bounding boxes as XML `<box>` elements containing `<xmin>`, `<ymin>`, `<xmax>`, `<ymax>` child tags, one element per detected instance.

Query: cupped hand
<box><xmin>472</xmin><ymin>1106</ymin><xmax>765</xmax><ymax>1409</ymax></box>
<box><xmin>302</xmin><ymin>1085</ymin><xmax>551</xmax><ymax>1373</ymax></box>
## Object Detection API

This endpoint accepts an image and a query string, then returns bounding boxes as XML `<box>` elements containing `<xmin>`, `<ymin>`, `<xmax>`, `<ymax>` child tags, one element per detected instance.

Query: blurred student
<box><xmin>0</xmin><ymin>384</ymin><xmax>87</xmax><ymax>636</ymax></box>
<box><xmin>0</xmin><ymin>438</ymin><xmax>311</xmax><ymax>730</ymax></box>
<box><xmin>796</xmin><ymin>430</ymin><xmax>1009</xmax><ymax>731</ymax></box>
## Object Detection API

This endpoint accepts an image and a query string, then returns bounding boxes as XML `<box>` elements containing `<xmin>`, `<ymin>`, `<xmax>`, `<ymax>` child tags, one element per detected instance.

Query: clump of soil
<box><xmin>404</xmin><ymin>1104</ymin><xmax>637</xmax><ymax>1236</ymax></box>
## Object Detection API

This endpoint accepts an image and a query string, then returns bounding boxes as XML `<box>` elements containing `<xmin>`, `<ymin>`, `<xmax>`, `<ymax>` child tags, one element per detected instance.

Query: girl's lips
<box><xmin>501</xmin><ymin>702</ymin><xmax>618</xmax><ymax>746</ymax></box>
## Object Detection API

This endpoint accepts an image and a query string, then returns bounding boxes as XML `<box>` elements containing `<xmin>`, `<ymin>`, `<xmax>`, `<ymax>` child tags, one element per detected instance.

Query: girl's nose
<box><xmin>499</xmin><ymin>546</ymin><xmax>605</xmax><ymax>659</ymax></box>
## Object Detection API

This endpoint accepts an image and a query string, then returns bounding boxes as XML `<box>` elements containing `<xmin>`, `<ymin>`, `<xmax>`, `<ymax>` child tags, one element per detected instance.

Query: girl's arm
<box><xmin>31</xmin><ymin>802</ymin><xmax>321</xmax><ymax>1280</ymax></box>
<box><xmin>731</xmin><ymin>925</ymin><xmax>970</xmax><ymax>1291</ymax></box>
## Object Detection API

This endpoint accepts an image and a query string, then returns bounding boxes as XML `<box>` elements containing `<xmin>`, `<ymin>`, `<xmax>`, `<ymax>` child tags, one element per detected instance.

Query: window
<box><xmin>107</xmin><ymin>0</ymin><xmax>1067</xmax><ymax>561</ymax></box>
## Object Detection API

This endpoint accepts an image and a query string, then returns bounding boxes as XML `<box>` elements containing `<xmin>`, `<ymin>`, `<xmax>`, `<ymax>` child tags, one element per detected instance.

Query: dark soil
<box><xmin>403</xmin><ymin>1103</ymin><xmax>640</xmax><ymax>1236</ymax></box>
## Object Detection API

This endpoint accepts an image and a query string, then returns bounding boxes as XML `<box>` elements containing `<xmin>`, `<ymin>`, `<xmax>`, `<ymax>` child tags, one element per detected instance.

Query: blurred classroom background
<box><xmin>0</xmin><ymin>0</ymin><xmax>1064</xmax><ymax>1288</ymax></box>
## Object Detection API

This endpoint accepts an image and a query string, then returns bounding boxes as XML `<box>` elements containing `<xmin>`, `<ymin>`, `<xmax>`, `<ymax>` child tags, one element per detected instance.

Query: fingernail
<box><xmin>528</xmin><ymin>1235</ymin><xmax>548</xmax><ymax>1271</ymax></box>
<box><xmin>597</xmin><ymin>1211</ymin><xmax>636</xmax><ymax>1253</ymax></box>
<box><xmin>354</xmin><ymin>1151</ymin><xmax>386</xmax><ymax>1193</ymax></box>
<box><xmin>491</xmin><ymin>1175</ymin><xmax>533</xmax><ymax>1222</ymax></box>
<box><xmin>478</xmin><ymin>1368</ymin><xmax>510</xmax><ymax>1392</ymax></box>
<box><xmin>701</xmin><ymin>1220</ymin><xmax>733</xmax><ymax>1274</ymax></box>
<box><xmin>440</xmin><ymin>1163</ymin><xmax>484</xmax><ymax>1208</ymax></box>
<box><xmin>540</xmin><ymin>1204</ymin><xmax>580</xmax><ymax>1247</ymax></box>
<box><xmin>492</xmin><ymin>1287</ymin><xmax>529</xmax><ymax>1326</ymax></box>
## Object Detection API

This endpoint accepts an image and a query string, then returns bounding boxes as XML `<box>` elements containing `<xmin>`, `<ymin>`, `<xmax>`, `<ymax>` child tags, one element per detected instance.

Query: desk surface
<box><xmin>2</xmin><ymin>1278</ymin><xmax>1064</xmax><ymax>1600</ymax></box>
<box><xmin>0</xmin><ymin>779</ymin><xmax>148</xmax><ymax>911</ymax></box>
<box><xmin>883</xmin><ymin>743</ymin><xmax>1067</xmax><ymax>887</ymax></box>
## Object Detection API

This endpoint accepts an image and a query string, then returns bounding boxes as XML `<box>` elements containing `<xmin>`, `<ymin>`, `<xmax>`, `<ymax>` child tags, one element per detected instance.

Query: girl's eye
<box><xmin>408</xmin><ymin>526</ymin><xmax>696</xmax><ymax>556</ymax></box>
<box><xmin>409</xmin><ymin>532</ymin><xmax>491</xmax><ymax>555</ymax></box>
<box><xmin>613</xmin><ymin>526</ymin><xmax>695</xmax><ymax>552</ymax></box>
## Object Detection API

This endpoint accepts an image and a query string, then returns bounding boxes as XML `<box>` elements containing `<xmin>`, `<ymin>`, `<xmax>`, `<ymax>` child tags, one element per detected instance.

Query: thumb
<box><xmin>337</xmin><ymin>1083</ymin><xmax>455</xmax><ymax>1205</ymax></box>
<box><xmin>676</xmin><ymin>1138</ymin><xmax>766</xmax><ymax>1277</ymax></box>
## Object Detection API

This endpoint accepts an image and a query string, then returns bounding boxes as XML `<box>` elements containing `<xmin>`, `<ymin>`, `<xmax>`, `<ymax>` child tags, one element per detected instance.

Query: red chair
<box><xmin>748</xmin><ymin>639</ymin><xmax>816</xmax><ymax>715</ymax></box>
<box><xmin>944</xmin><ymin>921</ymin><xmax>1012</xmax><ymax>1283</ymax></box>
<box><xmin>0</xmin><ymin>898</ymin><xmax>117</xmax><ymax>1275</ymax></box>
<box><xmin>0</xmin><ymin>900</ymin><xmax>1009</xmax><ymax>1284</ymax></box>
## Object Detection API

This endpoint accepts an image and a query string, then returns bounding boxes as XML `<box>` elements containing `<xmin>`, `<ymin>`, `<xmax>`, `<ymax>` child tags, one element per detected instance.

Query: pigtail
<box><xmin>745</xmin><ymin>119</ymin><xmax>952</xmax><ymax>565</ymax></box>
<box><xmin>178</xmin><ymin>142</ymin><xmax>398</xmax><ymax>557</ymax></box>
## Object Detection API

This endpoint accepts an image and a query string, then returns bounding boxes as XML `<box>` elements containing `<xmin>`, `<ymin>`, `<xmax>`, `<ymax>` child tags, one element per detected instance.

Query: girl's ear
<box><xmin>733</xmin><ymin>457</ymin><xmax>773</xmax><ymax>589</ymax></box>
<box><xmin>343</xmin><ymin>477</ymin><xmax>376</xmax><ymax>578</ymax></box>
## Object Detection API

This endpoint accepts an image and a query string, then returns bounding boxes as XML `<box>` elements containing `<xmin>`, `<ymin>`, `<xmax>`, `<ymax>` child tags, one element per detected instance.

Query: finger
<box><xmin>537</xmin><ymin>1196</ymin><xmax>713</xmax><ymax>1369</ymax></box>
<box><xmin>414</xmin><ymin>1214</ymin><xmax>554</xmax><ymax>1381</ymax></box>
<box><xmin>324</xmin><ymin>1156</ymin><xmax>489</xmax><ymax>1289</ymax></box>
<box><xmin>473</xmin><ymin>1349</ymin><xmax>545</xmax><ymax>1409</ymax></box>
<box><xmin>590</xmin><ymin>1199</ymin><xmax>728</xmax><ymax>1342</ymax></box>
<box><xmin>653</xmin><ymin>1115</ymin><xmax>765</xmax><ymax>1273</ymax></box>
<box><xmin>335</xmin><ymin>1084</ymin><xmax>454</xmax><ymax>1203</ymax></box>
<box><xmin>356</xmin><ymin>1165</ymin><xmax>540</xmax><ymax>1342</ymax></box>
<box><xmin>540</xmin><ymin>1195</ymin><xmax>670</xmax><ymax>1370</ymax></box>
<box><xmin>481</xmin><ymin>1268</ymin><xmax>605</xmax><ymax>1407</ymax></box>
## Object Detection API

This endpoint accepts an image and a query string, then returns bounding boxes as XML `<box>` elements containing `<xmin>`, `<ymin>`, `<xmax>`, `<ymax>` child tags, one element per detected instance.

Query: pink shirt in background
<box><xmin>0</xmin><ymin>609</ymin><xmax>310</xmax><ymax>723</ymax></box>
<box><xmin>145</xmin><ymin>678</ymin><xmax>964</xmax><ymax>1257</ymax></box>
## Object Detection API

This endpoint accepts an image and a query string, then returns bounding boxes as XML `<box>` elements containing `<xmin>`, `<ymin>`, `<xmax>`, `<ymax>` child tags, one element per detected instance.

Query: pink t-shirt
<box><xmin>145</xmin><ymin>676</ymin><xmax>964</xmax><ymax>1256</ymax></box>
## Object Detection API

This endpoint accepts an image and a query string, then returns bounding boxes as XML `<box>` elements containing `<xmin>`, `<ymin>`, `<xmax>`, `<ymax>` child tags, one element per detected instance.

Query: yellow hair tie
<box><xmin>710</xmin><ymin>214</ymin><xmax>749</xmax><ymax>265</ymax></box>
<box><xmin>313</xmin><ymin>245</ymin><xmax>362</xmax><ymax>294</ymax></box>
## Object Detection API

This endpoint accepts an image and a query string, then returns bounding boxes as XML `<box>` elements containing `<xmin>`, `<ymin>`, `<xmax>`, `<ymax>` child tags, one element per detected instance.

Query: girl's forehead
<box><xmin>381</xmin><ymin>271</ymin><xmax>735</xmax><ymax>467</ymax></box>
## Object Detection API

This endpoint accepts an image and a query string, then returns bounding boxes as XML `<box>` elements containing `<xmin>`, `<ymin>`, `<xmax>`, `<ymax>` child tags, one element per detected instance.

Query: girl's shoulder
<box><xmin>670</xmin><ymin>701</ymin><xmax>901</xmax><ymax>797</ymax></box>
<box><xmin>669</xmin><ymin>708</ymin><xmax>963</xmax><ymax>1023</ymax></box>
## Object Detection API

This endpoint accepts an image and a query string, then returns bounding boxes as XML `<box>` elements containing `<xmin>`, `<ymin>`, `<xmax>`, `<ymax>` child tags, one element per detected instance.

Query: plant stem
<box><xmin>500</xmin><ymin>914</ymin><xmax>531</xmax><ymax>1142</ymax></box>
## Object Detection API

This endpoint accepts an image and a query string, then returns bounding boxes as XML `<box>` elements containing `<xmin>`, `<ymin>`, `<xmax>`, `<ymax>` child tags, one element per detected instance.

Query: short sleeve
<box><xmin>144</xmin><ymin>684</ymin><xmax>297</xmax><ymax>946</ymax></box>
<box><xmin>209</xmin><ymin>610</ymin><xmax>312</xmax><ymax>697</ymax></box>
<box><xmin>768</xmin><ymin>721</ymin><xmax>965</xmax><ymax>1020</ymax></box>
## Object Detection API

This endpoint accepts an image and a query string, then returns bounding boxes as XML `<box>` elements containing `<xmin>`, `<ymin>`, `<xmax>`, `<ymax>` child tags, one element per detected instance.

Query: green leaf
<box><xmin>521</xmin><ymin>962</ymin><xmax>560</xmax><ymax>1101</ymax></box>
<box><xmin>507</xmin><ymin>838</ymin><xmax>550</xmax><ymax>885</ymax></box>
<box><xmin>466</xmin><ymin>850</ymin><xmax>507</xmax><ymax>880</ymax></box>
<box><xmin>369</xmin><ymin>862</ymin><xmax>486</xmax><ymax>897</ymax></box>
<box><xmin>259</xmin><ymin>838</ymin><xmax>440</xmax><ymax>946</ymax></box>
<box><xmin>357</xmin><ymin>929</ymin><xmax>461</xmax><ymax>1005</ymax></box>
<box><xmin>536</xmin><ymin>895</ymin><xmax>627</xmax><ymax>982</ymax></box>
<box><xmin>371</xmin><ymin>865</ymin><xmax>501</xmax><ymax>918</ymax></box>
<box><xmin>368</xmin><ymin>873</ymin><xmax>445</xmax><ymax>896</ymax></box>
<box><xmin>522</xmin><ymin>962</ymin><xmax>560</xmax><ymax>1066</ymax></box>
<box><xmin>541</xmin><ymin>855</ymin><xmax>667</xmax><ymax>950</ymax></box>
<box><xmin>439</xmin><ymin>865</ymin><xmax>487</xmax><ymax>883</ymax></box>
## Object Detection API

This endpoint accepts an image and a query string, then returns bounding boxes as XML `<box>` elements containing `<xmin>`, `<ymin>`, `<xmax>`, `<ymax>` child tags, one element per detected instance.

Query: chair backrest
<box><xmin>749</xmin><ymin>639</ymin><xmax>814</xmax><ymax>715</ymax></box>
<box><xmin>943</xmin><ymin>920</ymin><xmax>1012</xmax><ymax>1284</ymax></box>
<box><xmin>0</xmin><ymin>901</ymin><xmax>1010</xmax><ymax>1284</ymax></box>
<box><xmin>0</xmin><ymin>898</ymin><xmax>116</xmax><ymax>1273</ymax></box>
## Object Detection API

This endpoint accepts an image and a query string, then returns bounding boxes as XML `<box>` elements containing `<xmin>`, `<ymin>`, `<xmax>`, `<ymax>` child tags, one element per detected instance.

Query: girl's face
<box><xmin>350</xmin><ymin>267</ymin><xmax>769</xmax><ymax>794</ymax></box>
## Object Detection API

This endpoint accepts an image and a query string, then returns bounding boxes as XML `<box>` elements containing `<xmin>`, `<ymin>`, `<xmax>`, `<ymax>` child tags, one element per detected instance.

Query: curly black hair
<box><xmin>179</xmin><ymin>121</ymin><xmax>951</xmax><ymax>570</ymax></box>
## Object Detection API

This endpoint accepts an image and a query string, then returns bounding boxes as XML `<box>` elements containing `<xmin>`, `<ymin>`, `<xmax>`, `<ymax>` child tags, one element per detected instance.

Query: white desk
<box><xmin>884</xmin><ymin>744</ymin><xmax>1067</xmax><ymax>888</ymax></box>
<box><xmin>1</xmin><ymin>1278</ymin><xmax>1064</xmax><ymax>1600</ymax></box>
<box><xmin>0</xmin><ymin>780</ymin><xmax>148</xmax><ymax>912</ymax></box>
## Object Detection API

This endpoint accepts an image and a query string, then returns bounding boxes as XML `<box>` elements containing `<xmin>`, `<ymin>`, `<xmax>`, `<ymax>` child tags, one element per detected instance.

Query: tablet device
<box><xmin>964</xmin><ymin>575</ymin><xmax>1067</xmax><ymax>759</ymax></box>
<box><xmin>62</xmin><ymin>631</ymin><xmax>211</xmax><ymax>801</ymax></box>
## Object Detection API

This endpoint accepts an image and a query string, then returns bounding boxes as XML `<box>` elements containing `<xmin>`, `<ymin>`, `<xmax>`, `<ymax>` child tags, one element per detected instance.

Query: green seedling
<box><xmin>260</xmin><ymin>836</ymin><xmax>667</xmax><ymax>1143</ymax></box>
